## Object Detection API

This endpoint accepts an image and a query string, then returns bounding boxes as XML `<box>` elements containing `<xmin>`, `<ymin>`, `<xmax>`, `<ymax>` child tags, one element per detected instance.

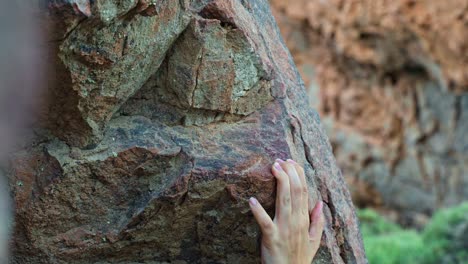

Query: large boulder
<box><xmin>271</xmin><ymin>0</ymin><xmax>468</xmax><ymax>226</ymax></box>
<box><xmin>8</xmin><ymin>0</ymin><xmax>366</xmax><ymax>263</ymax></box>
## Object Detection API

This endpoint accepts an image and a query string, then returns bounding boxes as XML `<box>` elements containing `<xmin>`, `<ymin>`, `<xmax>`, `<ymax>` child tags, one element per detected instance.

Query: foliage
<box><xmin>358</xmin><ymin>209</ymin><xmax>426</xmax><ymax>264</ymax></box>
<box><xmin>422</xmin><ymin>202</ymin><xmax>468</xmax><ymax>264</ymax></box>
<box><xmin>358</xmin><ymin>203</ymin><xmax>468</xmax><ymax>264</ymax></box>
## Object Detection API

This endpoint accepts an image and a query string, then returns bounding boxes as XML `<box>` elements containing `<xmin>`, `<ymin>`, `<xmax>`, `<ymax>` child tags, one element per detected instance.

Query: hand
<box><xmin>249</xmin><ymin>159</ymin><xmax>325</xmax><ymax>264</ymax></box>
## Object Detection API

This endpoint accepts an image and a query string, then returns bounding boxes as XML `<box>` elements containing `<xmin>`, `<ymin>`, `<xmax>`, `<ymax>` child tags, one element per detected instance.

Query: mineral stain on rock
<box><xmin>9</xmin><ymin>0</ymin><xmax>367</xmax><ymax>263</ymax></box>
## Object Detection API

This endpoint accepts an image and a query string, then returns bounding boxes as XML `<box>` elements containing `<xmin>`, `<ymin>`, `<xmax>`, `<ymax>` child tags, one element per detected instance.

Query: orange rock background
<box><xmin>272</xmin><ymin>0</ymin><xmax>468</xmax><ymax>226</ymax></box>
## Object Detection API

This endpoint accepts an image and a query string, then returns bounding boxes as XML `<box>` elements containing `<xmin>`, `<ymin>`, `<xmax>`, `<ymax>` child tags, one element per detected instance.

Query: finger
<box><xmin>308</xmin><ymin>195</ymin><xmax>314</xmax><ymax>218</ymax></box>
<box><xmin>272</xmin><ymin>160</ymin><xmax>291</xmax><ymax>224</ymax></box>
<box><xmin>249</xmin><ymin>197</ymin><xmax>275</xmax><ymax>237</ymax></box>
<box><xmin>309</xmin><ymin>201</ymin><xmax>325</xmax><ymax>249</ymax></box>
<box><xmin>288</xmin><ymin>159</ymin><xmax>309</xmax><ymax>217</ymax></box>
<box><xmin>281</xmin><ymin>160</ymin><xmax>303</xmax><ymax>216</ymax></box>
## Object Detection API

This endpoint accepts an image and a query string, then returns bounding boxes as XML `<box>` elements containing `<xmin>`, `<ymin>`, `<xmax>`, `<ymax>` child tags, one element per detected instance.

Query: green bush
<box><xmin>358</xmin><ymin>209</ymin><xmax>426</xmax><ymax>264</ymax></box>
<box><xmin>422</xmin><ymin>202</ymin><xmax>468</xmax><ymax>264</ymax></box>
<box><xmin>358</xmin><ymin>203</ymin><xmax>468</xmax><ymax>264</ymax></box>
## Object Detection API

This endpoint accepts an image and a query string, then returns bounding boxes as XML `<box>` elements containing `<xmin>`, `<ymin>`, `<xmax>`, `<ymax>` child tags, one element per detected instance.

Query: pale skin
<box><xmin>249</xmin><ymin>159</ymin><xmax>325</xmax><ymax>264</ymax></box>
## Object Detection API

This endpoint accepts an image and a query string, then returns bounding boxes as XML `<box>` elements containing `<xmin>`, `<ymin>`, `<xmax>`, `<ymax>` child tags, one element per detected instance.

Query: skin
<box><xmin>249</xmin><ymin>158</ymin><xmax>325</xmax><ymax>264</ymax></box>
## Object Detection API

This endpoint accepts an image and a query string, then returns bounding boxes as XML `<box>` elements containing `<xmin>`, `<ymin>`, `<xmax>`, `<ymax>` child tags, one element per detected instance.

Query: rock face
<box><xmin>9</xmin><ymin>0</ymin><xmax>366</xmax><ymax>263</ymax></box>
<box><xmin>272</xmin><ymin>0</ymin><xmax>468</xmax><ymax>225</ymax></box>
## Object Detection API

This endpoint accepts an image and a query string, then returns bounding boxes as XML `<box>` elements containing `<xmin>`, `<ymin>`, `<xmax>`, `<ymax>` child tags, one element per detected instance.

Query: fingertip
<box><xmin>311</xmin><ymin>200</ymin><xmax>324</xmax><ymax>222</ymax></box>
<box><xmin>317</xmin><ymin>200</ymin><xmax>323</xmax><ymax>213</ymax></box>
<box><xmin>249</xmin><ymin>197</ymin><xmax>258</xmax><ymax>207</ymax></box>
<box><xmin>272</xmin><ymin>162</ymin><xmax>282</xmax><ymax>171</ymax></box>
<box><xmin>286</xmin><ymin>159</ymin><xmax>300</xmax><ymax>171</ymax></box>
<box><xmin>309</xmin><ymin>200</ymin><xmax>325</xmax><ymax>239</ymax></box>
<box><xmin>249</xmin><ymin>197</ymin><xmax>275</xmax><ymax>235</ymax></box>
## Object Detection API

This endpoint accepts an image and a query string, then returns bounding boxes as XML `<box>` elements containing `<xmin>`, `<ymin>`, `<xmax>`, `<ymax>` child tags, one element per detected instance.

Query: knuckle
<box><xmin>262</xmin><ymin>235</ymin><xmax>277</xmax><ymax>249</ymax></box>
<box><xmin>293</xmin><ymin>184</ymin><xmax>302</xmax><ymax>193</ymax></box>
<box><xmin>309</xmin><ymin>237</ymin><xmax>319</xmax><ymax>243</ymax></box>
<box><xmin>301</xmin><ymin>218</ymin><xmax>309</xmax><ymax>229</ymax></box>
<box><xmin>283</xmin><ymin>162</ymin><xmax>294</xmax><ymax>172</ymax></box>
<box><xmin>278</xmin><ymin>172</ymin><xmax>288</xmax><ymax>182</ymax></box>
<box><xmin>279</xmin><ymin>228</ymin><xmax>290</xmax><ymax>238</ymax></box>
<box><xmin>262</xmin><ymin>221</ymin><xmax>274</xmax><ymax>231</ymax></box>
<box><xmin>281</xmin><ymin>195</ymin><xmax>291</xmax><ymax>206</ymax></box>
<box><xmin>272</xmin><ymin>237</ymin><xmax>284</xmax><ymax>249</ymax></box>
<box><xmin>296</xmin><ymin>165</ymin><xmax>305</xmax><ymax>174</ymax></box>
<box><xmin>262</xmin><ymin>221</ymin><xmax>275</xmax><ymax>234</ymax></box>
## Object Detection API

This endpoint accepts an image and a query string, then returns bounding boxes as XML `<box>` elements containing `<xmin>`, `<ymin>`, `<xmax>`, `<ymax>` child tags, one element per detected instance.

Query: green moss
<box><xmin>358</xmin><ymin>203</ymin><xmax>468</xmax><ymax>264</ymax></box>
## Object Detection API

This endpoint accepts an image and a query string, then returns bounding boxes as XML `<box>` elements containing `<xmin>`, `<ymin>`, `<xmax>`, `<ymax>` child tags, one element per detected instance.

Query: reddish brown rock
<box><xmin>8</xmin><ymin>0</ymin><xmax>367</xmax><ymax>263</ymax></box>
<box><xmin>272</xmin><ymin>0</ymin><xmax>468</xmax><ymax>226</ymax></box>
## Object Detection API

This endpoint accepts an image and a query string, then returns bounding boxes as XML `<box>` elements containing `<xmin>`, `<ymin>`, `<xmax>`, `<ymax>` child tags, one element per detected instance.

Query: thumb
<box><xmin>308</xmin><ymin>201</ymin><xmax>325</xmax><ymax>248</ymax></box>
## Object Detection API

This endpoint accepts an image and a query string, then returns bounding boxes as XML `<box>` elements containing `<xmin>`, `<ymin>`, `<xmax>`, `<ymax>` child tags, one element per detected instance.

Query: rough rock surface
<box><xmin>272</xmin><ymin>0</ymin><xmax>468</xmax><ymax>226</ymax></box>
<box><xmin>8</xmin><ymin>0</ymin><xmax>366</xmax><ymax>263</ymax></box>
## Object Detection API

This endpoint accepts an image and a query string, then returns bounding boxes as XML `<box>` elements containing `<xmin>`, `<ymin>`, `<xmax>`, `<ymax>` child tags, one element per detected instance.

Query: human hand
<box><xmin>249</xmin><ymin>159</ymin><xmax>325</xmax><ymax>264</ymax></box>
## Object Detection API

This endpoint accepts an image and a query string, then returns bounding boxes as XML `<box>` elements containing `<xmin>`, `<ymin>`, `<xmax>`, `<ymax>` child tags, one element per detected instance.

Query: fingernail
<box><xmin>249</xmin><ymin>197</ymin><xmax>258</xmax><ymax>206</ymax></box>
<box><xmin>286</xmin><ymin>159</ymin><xmax>297</xmax><ymax>164</ymax></box>
<box><xmin>273</xmin><ymin>162</ymin><xmax>282</xmax><ymax>171</ymax></box>
<box><xmin>275</xmin><ymin>158</ymin><xmax>284</xmax><ymax>163</ymax></box>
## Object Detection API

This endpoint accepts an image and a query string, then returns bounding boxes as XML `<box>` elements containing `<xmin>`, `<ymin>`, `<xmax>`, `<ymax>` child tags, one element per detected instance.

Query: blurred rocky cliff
<box><xmin>272</xmin><ymin>0</ymin><xmax>468</xmax><ymax>226</ymax></box>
